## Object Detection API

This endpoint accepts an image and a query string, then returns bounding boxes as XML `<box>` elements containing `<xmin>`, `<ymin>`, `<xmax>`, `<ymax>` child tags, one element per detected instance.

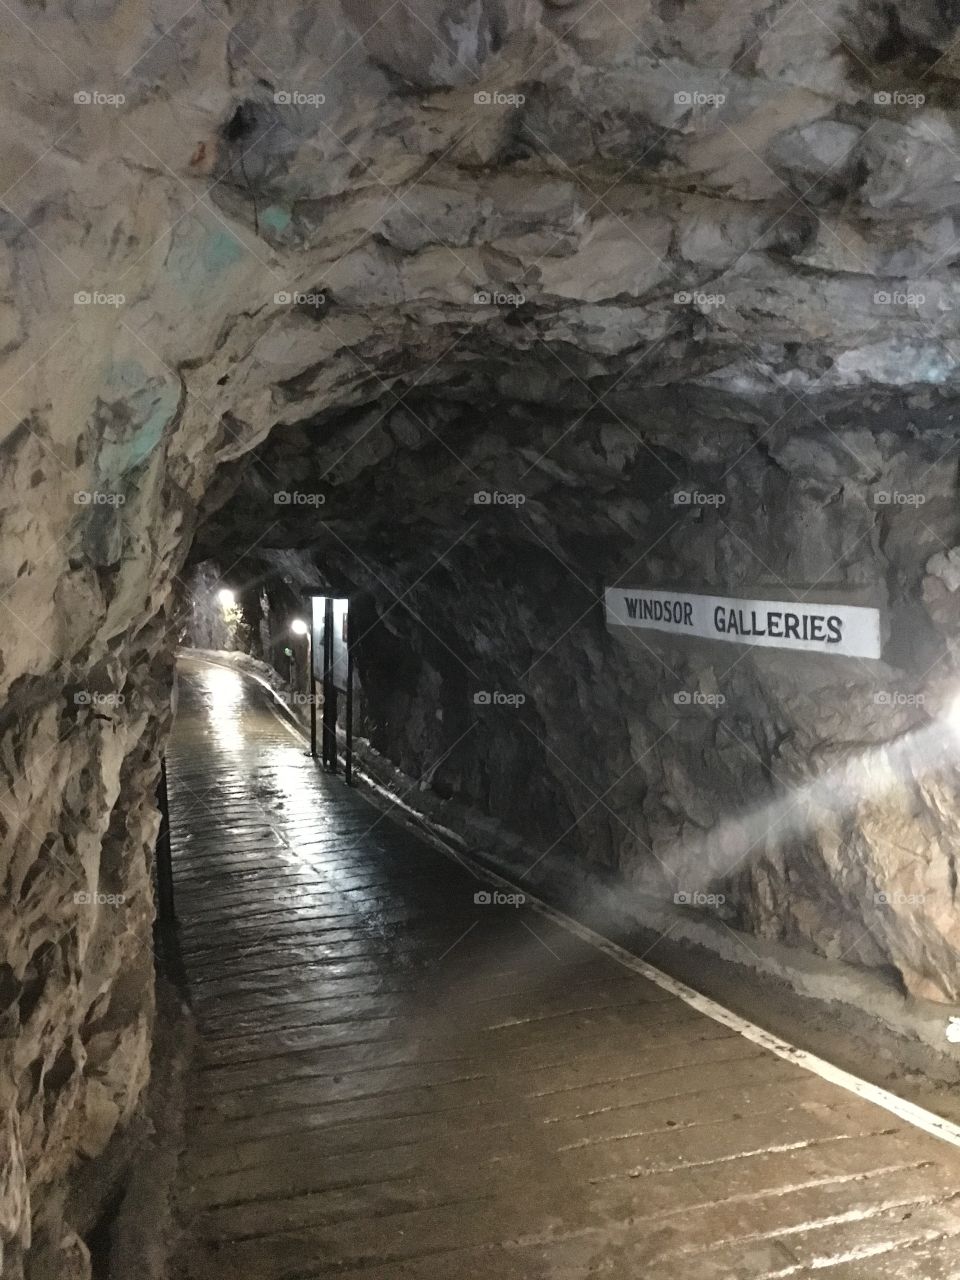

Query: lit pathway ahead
<box><xmin>169</xmin><ymin>656</ymin><xmax>960</xmax><ymax>1280</ymax></box>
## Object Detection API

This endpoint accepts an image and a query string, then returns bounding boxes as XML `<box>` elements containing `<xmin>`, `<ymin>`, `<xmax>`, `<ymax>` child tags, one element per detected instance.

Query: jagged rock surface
<box><xmin>4</xmin><ymin>0</ymin><xmax>960</xmax><ymax>1271</ymax></box>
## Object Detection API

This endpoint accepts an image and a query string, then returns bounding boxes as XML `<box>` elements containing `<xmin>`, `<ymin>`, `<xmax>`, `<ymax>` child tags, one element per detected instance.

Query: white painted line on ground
<box><xmin>184</xmin><ymin>653</ymin><xmax>960</xmax><ymax>1152</ymax></box>
<box><xmin>450</xmin><ymin>853</ymin><xmax>960</xmax><ymax>1151</ymax></box>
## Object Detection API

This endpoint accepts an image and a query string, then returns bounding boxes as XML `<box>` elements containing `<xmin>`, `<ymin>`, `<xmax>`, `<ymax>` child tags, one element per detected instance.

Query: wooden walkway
<box><xmin>169</xmin><ymin>656</ymin><xmax>960</xmax><ymax>1279</ymax></box>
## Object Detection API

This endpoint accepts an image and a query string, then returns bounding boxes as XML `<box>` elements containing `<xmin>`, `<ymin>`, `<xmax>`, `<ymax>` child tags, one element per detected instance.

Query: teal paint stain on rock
<box><xmin>200</xmin><ymin>228</ymin><xmax>245</xmax><ymax>275</ymax></box>
<box><xmin>261</xmin><ymin>205</ymin><xmax>292</xmax><ymax>234</ymax></box>
<box><xmin>166</xmin><ymin>221</ymin><xmax>246</xmax><ymax>292</ymax></box>
<box><xmin>125</xmin><ymin>381</ymin><xmax>179</xmax><ymax>467</ymax></box>
<box><xmin>98</xmin><ymin>360</ymin><xmax>180</xmax><ymax>476</ymax></box>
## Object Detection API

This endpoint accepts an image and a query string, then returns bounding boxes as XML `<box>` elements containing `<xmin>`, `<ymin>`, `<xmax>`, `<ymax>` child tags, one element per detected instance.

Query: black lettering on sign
<box><xmin>610</xmin><ymin>589</ymin><xmax>875</xmax><ymax>657</ymax></box>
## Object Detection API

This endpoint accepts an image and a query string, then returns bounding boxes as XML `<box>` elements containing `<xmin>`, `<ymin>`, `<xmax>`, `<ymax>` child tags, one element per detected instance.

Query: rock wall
<box><xmin>5</xmin><ymin>0</ymin><xmax>960</xmax><ymax>1269</ymax></box>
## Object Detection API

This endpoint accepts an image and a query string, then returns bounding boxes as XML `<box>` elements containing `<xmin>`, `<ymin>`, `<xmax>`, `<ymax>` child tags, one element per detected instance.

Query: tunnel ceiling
<box><xmin>6</xmin><ymin>0</ymin><xmax>960</xmax><ymax>665</ymax></box>
<box><xmin>8</xmin><ymin>3</ymin><xmax>960</xmax><ymax>1271</ymax></box>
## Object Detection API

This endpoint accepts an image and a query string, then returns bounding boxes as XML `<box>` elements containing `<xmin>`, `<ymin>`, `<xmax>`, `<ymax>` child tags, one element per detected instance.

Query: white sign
<box><xmin>605</xmin><ymin>587</ymin><xmax>882</xmax><ymax>659</ymax></box>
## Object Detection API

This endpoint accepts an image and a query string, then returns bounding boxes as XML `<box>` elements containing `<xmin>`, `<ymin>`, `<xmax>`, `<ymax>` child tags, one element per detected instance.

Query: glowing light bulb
<box><xmin>291</xmin><ymin>618</ymin><xmax>309</xmax><ymax>636</ymax></box>
<box><xmin>217</xmin><ymin>588</ymin><xmax>236</xmax><ymax>608</ymax></box>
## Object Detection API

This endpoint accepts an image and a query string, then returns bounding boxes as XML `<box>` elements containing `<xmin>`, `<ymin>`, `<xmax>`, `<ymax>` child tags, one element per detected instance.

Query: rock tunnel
<box><xmin>5</xmin><ymin>0</ymin><xmax>960</xmax><ymax>1275</ymax></box>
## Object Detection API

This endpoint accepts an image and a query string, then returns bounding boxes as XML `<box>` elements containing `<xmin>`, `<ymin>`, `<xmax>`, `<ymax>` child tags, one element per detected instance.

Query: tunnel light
<box><xmin>217</xmin><ymin>588</ymin><xmax>236</xmax><ymax>608</ymax></box>
<box><xmin>947</xmin><ymin>695</ymin><xmax>960</xmax><ymax>737</ymax></box>
<box><xmin>291</xmin><ymin>618</ymin><xmax>309</xmax><ymax>636</ymax></box>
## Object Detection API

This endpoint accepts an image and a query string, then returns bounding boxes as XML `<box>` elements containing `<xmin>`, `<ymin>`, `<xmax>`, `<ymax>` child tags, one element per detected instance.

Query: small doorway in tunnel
<box><xmin>309</xmin><ymin>594</ymin><xmax>353</xmax><ymax>781</ymax></box>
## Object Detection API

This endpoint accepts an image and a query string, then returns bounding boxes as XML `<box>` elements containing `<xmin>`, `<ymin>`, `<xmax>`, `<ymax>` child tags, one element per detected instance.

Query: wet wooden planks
<box><xmin>169</xmin><ymin>658</ymin><xmax>960</xmax><ymax>1280</ymax></box>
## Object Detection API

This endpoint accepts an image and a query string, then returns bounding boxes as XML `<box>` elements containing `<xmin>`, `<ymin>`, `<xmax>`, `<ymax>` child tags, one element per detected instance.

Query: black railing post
<box><xmin>345</xmin><ymin>639</ymin><xmax>354</xmax><ymax>786</ymax></box>
<box><xmin>309</xmin><ymin>636</ymin><xmax>318</xmax><ymax>759</ymax></box>
<box><xmin>322</xmin><ymin>597</ymin><xmax>337</xmax><ymax>771</ymax></box>
<box><xmin>153</xmin><ymin>752</ymin><xmax>191</xmax><ymax>999</ymax></box>
<box><xmin>155</xmin><ymin>754</ymin><xmax>175</xmax><ymax>927</ymax></box>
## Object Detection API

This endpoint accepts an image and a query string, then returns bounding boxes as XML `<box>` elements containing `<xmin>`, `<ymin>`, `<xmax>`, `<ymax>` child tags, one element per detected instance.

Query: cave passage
<box><xmin>164</xmin><ymin>655</ymin><xmax>960</xmax><ymax>1277</ymax></box>
<box><xmin>13</xmin><ymin>0</ymin><xmax>960</xmax><ymax>1273</ymax></box>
